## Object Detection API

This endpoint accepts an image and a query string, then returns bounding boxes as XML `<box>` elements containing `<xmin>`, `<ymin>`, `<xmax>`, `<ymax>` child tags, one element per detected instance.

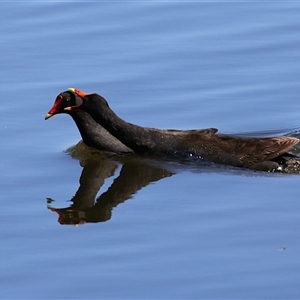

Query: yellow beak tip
<box><xmin>45</xmin><ymin>113</ymin><xmax>53</xmax><ymax>120</ymax></box>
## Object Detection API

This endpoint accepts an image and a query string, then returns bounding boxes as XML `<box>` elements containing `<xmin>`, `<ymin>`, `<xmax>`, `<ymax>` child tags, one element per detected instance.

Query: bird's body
<box><xmin>61</xmin><ymin>88</ymin><xmax>300</xmax><ymax>171</ymax></box>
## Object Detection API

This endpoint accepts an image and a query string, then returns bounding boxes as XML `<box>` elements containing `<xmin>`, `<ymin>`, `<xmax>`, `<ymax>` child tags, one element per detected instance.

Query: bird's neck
<box><xmin>86</xmin><ymin>104</ymin><xmax>170</xmax><ymax>153</ymax></box>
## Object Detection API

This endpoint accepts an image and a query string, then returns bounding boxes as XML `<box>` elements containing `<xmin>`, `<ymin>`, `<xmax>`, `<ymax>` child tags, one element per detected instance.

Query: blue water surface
<box><xmin>1</xmin><ymin>2</ymin><xmax>300</xmax><ymax>299</ymax></box>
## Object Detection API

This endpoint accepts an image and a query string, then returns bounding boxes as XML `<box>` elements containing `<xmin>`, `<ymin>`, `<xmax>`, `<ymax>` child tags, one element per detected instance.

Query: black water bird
<box><xmin>55</xmin><ymin>88</ymin><xmax>300</xmax><ymax>171</ymax></box>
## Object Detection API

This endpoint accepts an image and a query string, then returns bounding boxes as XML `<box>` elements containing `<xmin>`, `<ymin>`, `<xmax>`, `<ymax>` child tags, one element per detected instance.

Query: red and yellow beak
<box><xmin>45</xmin><ymin>95</ymin><xmax>64</xmax><ymax>120</ymax></box>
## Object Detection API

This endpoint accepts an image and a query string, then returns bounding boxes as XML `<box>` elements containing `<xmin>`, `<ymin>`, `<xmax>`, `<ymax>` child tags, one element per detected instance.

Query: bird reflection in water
<box><xmin>48</xmin><ymin>129</ymin><xmax>300</xmax><ymax>225</ymax></box>
<box><xmin>47</xmin><ymin>148</ymin><xmax>173</xmax><ymax>225</ymax></box>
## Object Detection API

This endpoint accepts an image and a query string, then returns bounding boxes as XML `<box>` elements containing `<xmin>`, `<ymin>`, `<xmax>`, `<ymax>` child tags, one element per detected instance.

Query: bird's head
<box><xmin>45</xmin><ymin>88</ymin><xmax>86</xmax><ymax>120</ymax></box>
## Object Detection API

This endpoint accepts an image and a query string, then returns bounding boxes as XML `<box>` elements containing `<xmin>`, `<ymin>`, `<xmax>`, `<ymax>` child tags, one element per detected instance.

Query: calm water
<box><xmin>1</xmin><ymin>2</ymin><xmax>300</xmax><ymax>299</ymax></box>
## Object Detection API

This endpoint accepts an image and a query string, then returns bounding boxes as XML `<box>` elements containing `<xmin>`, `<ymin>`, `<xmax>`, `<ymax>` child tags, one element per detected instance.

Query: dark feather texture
<box><xmin>64</xmin><ymin>90</ymin><xmax>300</xmax><ymax>170</ymax></box>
